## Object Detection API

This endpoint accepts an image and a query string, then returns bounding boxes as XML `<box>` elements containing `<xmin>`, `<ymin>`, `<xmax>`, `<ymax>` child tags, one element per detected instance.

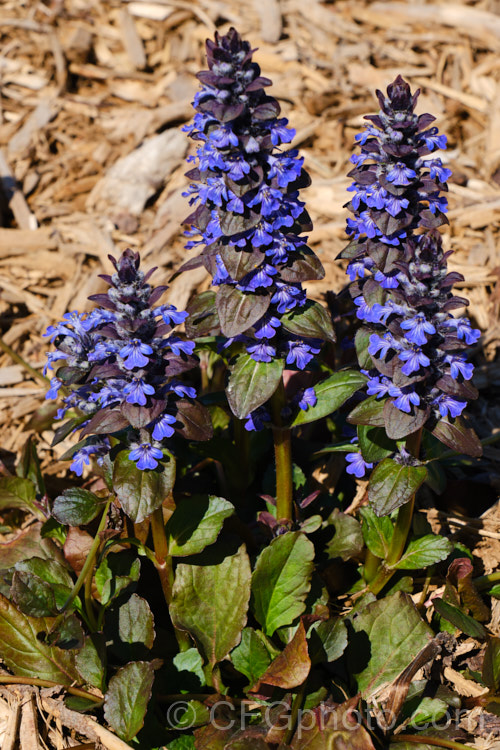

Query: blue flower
<box><xmin>46</xmin><ymin>377</ymin><xmax>63</xmax><ymax>400</ymax></box>
<box><xmin>128</xmin><ymin>443</ymin><xmax>164</xmax><ymax>470</ymax></box>
<box><xmin>386</xmin><ymin>162</ymin><xmax>417</xmax><ymax>186</ymax></box>
<box><xmin>247</xmin><ymin>342</ymin><xmax>277</xmax><ymax>363</ymax></box>
<box><xmin>119</xmin><ymin>339</ymin><xmax>154</xmax><ymax>369</ymax></box>
<box><xmin>432</xmin><ymin>394</ymin><xmax>467</xmax><ymax>419</ymax></box>
<box><xmin>398</xmin><ymin>348</ymin><xmax>431</xmax><ymax>376</ymax></box>
<box><xmin>297</xmin><ymin>387</ymin><xmax>317</xmax><ymax>411</ymax></box>
<box><xmin>244</xmin><ymin>406</ymin><xmax>270</xmax><ymax>432</ymax></box>
<box><xmin>151</xmin><ymin>413</ymin><xmax>177</xmax><ymax>440</ymax></box>
<box><xmin>400</xmin><ymin>314</ymin><xmax>436</xmax><ymax>346</ymax></box>
<box><xmin>345</xmin><ymin>452</ymin><xmax>373</xmax><ymax>478</ymax></box>
<box><xmin>123</xmin><ymin>377</ymin><xmax>155</xmax><ymax>405</ymax></box>
<box><xmin>286</xmin><ymin>341</ymin><xmax>321</xmax><ymax>370</ymax></box>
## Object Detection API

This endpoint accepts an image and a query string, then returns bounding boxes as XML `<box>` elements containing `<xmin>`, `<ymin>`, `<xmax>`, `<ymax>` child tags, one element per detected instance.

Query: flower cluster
<box><xmin>44</xmin><ymin>250</ymin><xmax>210</xmax><ymax>474</ymax></box>
<box><xmin>341</xmin><ymin>76</ymin><xmax>480</xmax><ymax>433</ymax></box>
<box><xmin>182</xmin><ymin>28</ymin><xmax>329</xmax><ymax>399</ymax></box>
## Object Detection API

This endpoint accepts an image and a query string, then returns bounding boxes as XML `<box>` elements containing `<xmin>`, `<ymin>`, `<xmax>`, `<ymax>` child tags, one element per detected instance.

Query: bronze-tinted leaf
<box><xmin>251</xmin><ymin>620</ymin><xmax>310</xmax><ymax>692</ymax></box>
<box><xmin>220</xmin><ymin>245</ymin><xmax>265</xmax><ymax>281</ymax></box>
<box><xmin>185</xmin><ymin>290</ymin><xmax>220</xmax><ymax>337</ymax></box>
<box><xmin>175</xmin><ymin>399</ymin><xmax>214</xmax><ymax>441</ymax></box>
<box><xmin>217</xmin><ymin>285</ymin><xmax>271</xmax><ymax>337</ymax></box>
<box><xmin>432</xmin><ymin>416</ymin><xmax>482</xmax><ymax>458</ymax></box>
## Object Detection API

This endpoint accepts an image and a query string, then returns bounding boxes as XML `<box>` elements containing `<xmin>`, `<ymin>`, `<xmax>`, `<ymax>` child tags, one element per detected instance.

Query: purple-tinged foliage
<box><xmin>342</xmin><ymin>77</ymin><xmax>481</xmax><ymax>449</ymax></box>
<box><xmin>44</xmin><ymin>249</ymin><xmax>212</xmax><ymax>473</ymax></box>
<box><xmin>182</xmin><ymin>28</ymin><xmax>333</xmax><ymax>426</ymax></box>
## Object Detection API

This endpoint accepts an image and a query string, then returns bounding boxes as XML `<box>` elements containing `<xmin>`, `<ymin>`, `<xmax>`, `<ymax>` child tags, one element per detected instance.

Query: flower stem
<box><xmin>270</xmin><ymin>379</ymin><xmax>293</xmax><ymax>523</ymax></box>
<box><xmin>150</xmin><ymin>506</ymin><xmax>174</xmax><ymax>605</ymax></box>
<box><xmin>51</xmin><ymin>499</ymin><xmax>111</xmax><ymax>633</ymax></box>
<box><xmin>363</xmin><ymin>548</ymin><xmax>382</xmax><ymax>583</ymax></box>
<box><xmin>369</xmin><ymin>428</ymin><xmax>423</xmax><ymax>595</ymax></box>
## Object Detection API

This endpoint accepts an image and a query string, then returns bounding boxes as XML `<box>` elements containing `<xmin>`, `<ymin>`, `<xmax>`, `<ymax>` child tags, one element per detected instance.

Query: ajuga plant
<box><xmin>2</xmin><ymin>32</ymin><xmax>497</xmax><ymax>750</ymax></box>
<box><xmin>181</xmin><ymin>27</ymin><xmax>366</xmax><ymax>522</ymax></box>
<box><xmin>339</xmin><ymin>76</ymin><xmax>483</xmax><ymax>592</ymax></box>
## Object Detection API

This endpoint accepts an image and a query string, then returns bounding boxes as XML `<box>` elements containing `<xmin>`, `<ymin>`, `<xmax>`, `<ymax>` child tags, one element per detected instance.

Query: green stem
<box><xmin>0</xmin><ymin>335</ymin><xmax>50</xmax><ymax>385</ymax></box>
<box><xmin>51</xmin><ymin>499</ymin><xmax>111</xmax><ymax>632</ymax></box>
<box><xmin>474</xmin><ymin>570</ymin><xmax>500</xmax><ymax>591</ymax></box>
<box><xmin>279</xmin><ymin>681</ymin><xmax>307</xmax><ymax>748</ymax></box>
<box><xmin>84</xmin><ymin>559</ymin><xmax>98</xmax><ymax>632</ymax></box>
<box><xmin>0</xmin><ymin>676</ymin><xmax>103</xmax><ymax>703</ymax></box>
<box><xmin>270</xmin><ymin>379</ymin><xmax>293</xmax><ymax>523</ymax></box>
<box><xmin>363</xmin><ymin>548</ymin><xmax>382</xmax><ymax>584</ymax></box>
<box><xmin>369</xmin><ymin>428</ymin><xmax>423</xmax><ymax>596</ymax></box>
<box><xmin>150</xmin><ymin>504</ymin><xmax>191</xmax><ymax>653</ymax></box>
<box><xmin>150</xmin><ymin>506</ymin><xmax>174</xmax><ymax>605</ymax></box>
<box><xmin>391</xmin><ymin>734</ymin><xmax>474</xmax><ymax>750</ymax></box>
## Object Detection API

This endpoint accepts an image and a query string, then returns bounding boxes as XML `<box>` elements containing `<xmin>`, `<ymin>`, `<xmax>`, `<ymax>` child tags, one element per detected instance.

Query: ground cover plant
<box><xmin>1</xmin><ymin>23</ymin><xmax>500</xmax><ymax>750</ymax></box>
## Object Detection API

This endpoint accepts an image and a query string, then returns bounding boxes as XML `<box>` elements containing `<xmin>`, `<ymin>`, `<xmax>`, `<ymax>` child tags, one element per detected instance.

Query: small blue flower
<box><xmin>123</xmin><ymin>377</ymin><xmax>155</xmax><ymax>405</ymax></box>
<box><xmin>156</xmin><ymin>305</ymin><xmax>189</xmax><ymax>326</ymax></box>
<box><xmin>247</xmin><ymin>342</ymin><xmax>277</xmax><ymax>363</ymax></box>
<box><xmin>244</xmin><ymin>406</ymin><xmax>270</xmax><ymax>432</ymax></box>
<box><xmin>444</xmin><ymin>355</ymin><xmax>474</xmax><ymax>381</ymax></box>
<box><xmin>151</xmin><ymin>413</ymin><xmax>177</xmax><ymax>440</ymax></box>
<box><xmin>432</xmin><ymin>394</ymin><xmax>466</xmax><ymax>419</ymax></box>
<box><xmin>400</xmin><ymin>314</ymin><xmax>436</xmax><ymax>346</ymax></box>
<box><xmin>119</xmin><ymin>339</ymin><xmax>154</xmax><ymax>369</ymax></box>
<box><xmin>46</xmin><ymin>377</ymin><xmax>63</xmax><ymax>400</ymax></box>
<box><xmin>345</xmin><ymin>452</ymin><xmax>373</xmax><ymax>478</ymax></box>
<box><xmin>286</xmin><ymin>341</ymin><xmax>320</xmax><ymax>370</ymax></box>
<box><xmin>128</xmin><ymin>443</ymin><xmax>164</xmax><ymax>470</ymax></box>
<box><xmin>386</xmin><ymin>162</ymin><xmax>417</xmax><ymax>185</ymax></box>
<box><xmin>398</xmin><ymin>347</ymin><xmax>431</xmax><ymax>376</ymax></box>
<box><xmin>297</xmin><ymin>387</ymin><xmax>317</xmax><ymax>411</ymax></box>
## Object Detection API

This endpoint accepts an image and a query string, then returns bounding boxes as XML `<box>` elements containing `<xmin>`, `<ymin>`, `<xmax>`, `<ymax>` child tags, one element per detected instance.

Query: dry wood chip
<box><xmin>0</xmin><ymin>366</ymin><xmax>25</xmax><ymax>386</ymax></box>
<box><xmin>87</xmin><ymin>129</ymin><xmax>187</xmax><ymax>215</ymax></box>
<box><xmin>8</xmin><ymin>99</ymin><xmax>59</xmax><ymax>156</ymax></box>
<box><xmin>118</xmin><ymin>7</ymin><xmax>147</xmax><ymax>70</ymax></box>
<box><xmin>253</xmin><ymin>0</ymin><xmax>282</xmax><ymax>43</ymax></box>
<box><xmin>127</xmin><ymin>2</ymin><xmax>175</xmax><ymax>21</ymax></box>
<box><xmin>443</xmin><ymin>666</ymin><xmax>489</xmax><ymax>698</ymax></box>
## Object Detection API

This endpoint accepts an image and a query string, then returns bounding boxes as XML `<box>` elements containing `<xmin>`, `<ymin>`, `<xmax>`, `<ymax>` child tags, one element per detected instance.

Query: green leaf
<box><xmin>226</xmin><ymin>353</ymin><xmax>283</xmax><ymax>419</ymax></box>
<box><xmin>355</xmin><ymin>327</ymin><xmax>373</xmax><ymax>370</ymax></box>
<box><xmin>11</xmin><ymin>571</ymin><xmax>57</xmax><ymax>617</ymax></box>
<box><xmin>104</xmin><ymin>661</ymin><xmax>155</xmax><ymax>741</ymax></box>
<box><xmin>392</xmin><ymin>535</ymin><xmax>453</xmax><ymax>570</ymax></box>
<box><xmin>351</xmin><ymin>592</ymin><xmax>432</xmax><ymax>700</ymax></box>
<box><xmin>52</xmin><ymin>488</ymin><xmax>104</xmax><ymax>526</ymax></box>
<box><xmin>308</xmin><ymin>617</ymin><xmax>348</xmax><ymax>665</ymax></box>
<box><xmin>359</xmin><ymin>506</ymin><xmax>393</xmax><ymax>558</ymax></box>
<box><xmin>291</xmin><ymin>370</ymin><xmax>367</xmax><ymax>427</ymax></box>
<box><xmin>118</xmin><ymin>594</ymin><xmax>155</xmax><ymax>648</ymax></box>
<box><xmin>432</xmin><ymin>599</ymin><xmax>487</xmax><ymax>639</ymax></box>
<box><xmin>168</xmin><ymin>738</ymin><xmax>196</xmax><ymax>750</ymax></box>
<box><xmin>171</xmin><ymin>700</ymin><xmax>210</xmax><ymax>729</ymax></box>
<box><xmin>231</xmin><ymin>627</ymin><xmax>276</xmax><ymax>686</ymax></box>
<box><xmin>0</xmin><ymin>477</ymin><xmax>42</xmax><ymax>518</ymax></box>
<box><xmin>358</xmin><ymin>424</ymin><xmax>396</xmax><ymax>463</ymax></box>
<box><xmin>16</xmin><ymin>436</ymin><xmax>45</xmax><ymax>497</ymax></box>
<box><xmin>325</xmin><ymin>509</ymin><xmax>364</xmax><ymax>562</ymax></box>
<box><xmin>432</xmin><ymin>416</ymin><xmax>482</xmax><ymax>458</ymax></box>
<box><xmin>75</xmin><ymin>635</ymin><xmax>106</xmax><ymax>691</ymax></box>
<box><xmin>0</xmin><ymin>593</ymin><xmax>78</xmax><ymax>683</ymax></box>
<box><xmin>251</xmin><ymin>531</ymin><xmax>315</xmax><ymax>636</ymax></box>
<box><xmin>368</xmin><ymin>458</ymin><xmax>427</xmax><ymax>516</ymax></box>
<box><xmin>216</xmin><ymin>285</ymin><xmax>270</xmax><ymax>338</ymax></box>
<box><xmin>112</xmin><ymin>449</ymin><xmax>176</xmax><ymax>523</ymax></box>
<box><xmin>408</xmin><ymin>697</ymin><xmax>449</xmax><ymax>728</ymax></box>
<box><xmin>281</xmin><ymin>300</ymin><xmax>335</xmax><ymax>342</ymax></box>
<box><xmin>173</xmin><ymin>647</ymin><xmax>206</xmax><ymax>686</ymax></box>
<box><xmin>166</xmin><ymin>495</ymin><xmax>234</xmax><ymax>557</ymax></box>
<box><xmin>171</xmin><ymin>543</ymin><xmax>251</xmax><ymax>668</ymax></box>
<box><xmin>347</xmin><ymin>396</ymin><xmax>386</xmax><ymax>427</ymax></box>
<box><xmin>95</xmin><ymin>552</ymin><xmax>141</xmax><ymax>606</ymax></box>
<box><xmin>14</xmin><ymin>557</ymin><xmax>73</xmax><ymax>590</ymax></box>
<box><xmin>482</xmin><ymin>637</ymin><xmax>500</xmax><ymax>691</ymax></box>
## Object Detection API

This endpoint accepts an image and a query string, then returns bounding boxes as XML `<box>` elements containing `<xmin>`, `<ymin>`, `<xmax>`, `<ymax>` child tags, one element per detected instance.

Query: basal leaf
<box><xmin>113</xmin><ymin>450</ymin><xmax>176</xmax><ymax>523</ymax></box>
<box><xmin>351</xmin><ymin>592</ymin><xmax>432</xmax><ymax>700</ymax></box>
<box><xmin>392</xmin><ymin>535</ymin><xmax>452</xmax><ymax>570</ymax></box>
<box><xmin>52</xmin><ymin>488</ymin><xmax>104</xmax><ymax>526</ymax></box>
<box><xmin>281</xmin><ymin>300</ymin><xmax>335</xmax><ymax>342</ymax></box>
<box><xmin>289</xmin><ymin>697</ymin><xmax>376</xmax><ymax>750</ymax></box>
<box><xmin>171</xmin><ymin>543</ymin><xmax>251</xmax><ymax>668</ymax></box>
<box><xmin>216</xmin><ymin>285</ymin><xmax>270</xmax><ymax>337</ymax></box>
<box><xmin>104</xmin><ymin>661</ymin><xmax>155</xmax><ymax>741</ymax></box>
<box><xmin>95</xmin><ymin>551</ymin><xmax>141</xmax><ymax>606</ymax></box>
<box><xmin>291</xmin><ymin>371</ymin><xmax>367</xmax><ymax>427</ymax></box>
<box><xmin>226</xmin><ymin>353</ymin><xmax>283</xmax><ymax>419</ymax></box>
<box><xmin>408</xmin><ymin>697</ymin><xmax>449</xmax><ymax>728</ymax></box>
<box><xmin>251</xmin><ymin>531</ymin><xmax>315</xmax><ymax>636</ymax></box>
<box><xmin>166</xmin><ymin>495</ymin><xmax>234</xmax><ymax>557</ymax></box>
<box><xmin>368</xmin><ymin>458</ymin><xmax>427</xmax><ymax>517</ymax></box>
<box><xmin>11</xmin><ymin>571</ymin><xmax>57</xmax><ymax>617</ymax></box>
<box><xmin>0</xmin><ymin>477</ymin><xmax>41</xmax><ymax>518</ymax></box>
<box><xmin>118</xmin><ymin>594</ymin><xmax>155</xmax><ymax>648</ymax></box>
<box><xmin>0</xmin><ymin>593</ymin><xmax>78</xmax><ymax>683</ymax></box>
<box><xmin>482</xmin><ymin>637</ymin><xmax>500</xmax><ymax>691</ymax></box>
